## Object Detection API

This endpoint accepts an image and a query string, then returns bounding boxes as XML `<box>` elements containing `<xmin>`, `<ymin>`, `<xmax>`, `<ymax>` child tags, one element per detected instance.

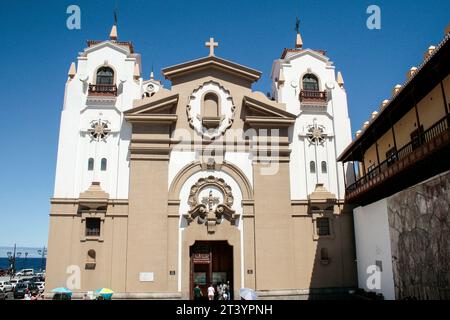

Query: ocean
<box><xmin>0</xmin><ymin>258</ymin><xmax>46</xmax><ymax>272</ymax></box>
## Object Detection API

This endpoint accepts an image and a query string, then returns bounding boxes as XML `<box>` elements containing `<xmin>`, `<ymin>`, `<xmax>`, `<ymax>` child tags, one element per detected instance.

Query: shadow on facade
<box><xmin>308</xmin><ymin>202</ymin><xmax>358</xmax><ymax>300</ymax></box>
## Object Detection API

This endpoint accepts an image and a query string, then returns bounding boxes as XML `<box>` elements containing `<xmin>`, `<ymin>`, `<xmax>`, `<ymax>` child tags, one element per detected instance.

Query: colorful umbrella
<box><xmin>94</xmin><ymin>288</ymin><xmax>114</xmax><ymax>300</ymax></box>
<box><xmin>51</xmin><ymin>287</ymin><xmax>73</xmax><ymax>297</ymax></box>
<box><xmin>240</xmin><ymin>288</ymin><xmax>258</xmax><ymax>300</ymax></box>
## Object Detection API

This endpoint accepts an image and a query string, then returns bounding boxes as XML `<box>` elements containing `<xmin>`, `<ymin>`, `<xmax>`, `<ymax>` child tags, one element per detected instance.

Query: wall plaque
<box><xmin>139</xmin><ymin>272</ymin><xmax>154</xmax><ymax>282</ymax></box>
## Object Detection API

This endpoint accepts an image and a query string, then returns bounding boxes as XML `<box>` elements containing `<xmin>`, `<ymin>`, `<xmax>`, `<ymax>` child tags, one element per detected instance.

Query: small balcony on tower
<box><xmin>299</xmin><ymin>89</ymin><xmax>327</xmax><ymax>103</ymax></box>
<box><xmin>299</xmin><ymin>73</ymin><xmax>328</xmax><ymax>107</ymax></box>
<box><xmin>86</xmin><ymin>66</ymin><xmax>118</xmax><ymax>104</ymax></box>
<box><xmin>88</xmin><ymin>84</ymin><xmax>118</xmax><ymax>97</ymax></box>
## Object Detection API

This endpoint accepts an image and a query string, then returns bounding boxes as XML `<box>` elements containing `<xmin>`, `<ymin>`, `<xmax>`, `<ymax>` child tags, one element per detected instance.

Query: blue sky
<box><xmin>0</xmin><ymin>0</ymin><xmax>448</xmax><ymax>246</ymax></box>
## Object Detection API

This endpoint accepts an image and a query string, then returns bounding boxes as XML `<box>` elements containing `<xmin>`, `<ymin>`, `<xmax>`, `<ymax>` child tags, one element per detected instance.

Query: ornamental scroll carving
<box><xmin>184</xmin><ymin>176</ymin><xmax>239</xmax><ymax>234</ymax></box>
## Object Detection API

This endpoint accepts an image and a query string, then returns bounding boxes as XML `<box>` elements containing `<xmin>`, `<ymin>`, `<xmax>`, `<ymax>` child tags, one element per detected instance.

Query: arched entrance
<box><xmin>190</xmin><ymin>241</ymin><xmax>233</xmax><ymax>300</ymax></box>
<box><xmin>167</xmin><ymin>161</ymin><xmax>255</xmax><ymax>299</ymax></box>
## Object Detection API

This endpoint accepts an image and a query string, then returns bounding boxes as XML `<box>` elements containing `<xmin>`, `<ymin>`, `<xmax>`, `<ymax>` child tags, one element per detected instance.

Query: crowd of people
<box><xmin>23</xmin><ymin>289</ymin><xmax>44</xmax><ymax>300</ymax></box>
<box><xmin>193</xmin><ymin>281</ymin><xmax>231</xmax><ymax>300</ymax></box>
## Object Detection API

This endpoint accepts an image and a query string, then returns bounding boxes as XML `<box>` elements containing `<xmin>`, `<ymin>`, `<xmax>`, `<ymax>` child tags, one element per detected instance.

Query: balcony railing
<box><xmin>85</xmin><ymin>229</ymin><xmax>100</xmax><ymax>237</ymax></box>
<box><xmin>88</xmin><ymin>84</ymin><xmax>117</xmax><ymax>96</ymax></box>
<box><xmin>346</xmin><ymin>114</ymin><xmax>450</xmax><ymax>194</ymax></box>
<box><xmin>299</xmin><ymin>90</ymin><xmax>327</xmax><ymax>103</ymax></box>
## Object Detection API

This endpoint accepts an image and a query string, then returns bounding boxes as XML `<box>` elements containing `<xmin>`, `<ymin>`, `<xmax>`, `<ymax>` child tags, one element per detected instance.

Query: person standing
<box><xmin>193</xmin><ymin>284</ymin><xmax>203</xmax><ymax>301</ymax></box>
<box><xmin>24</xmin><ymin>289</ymin><xmax>31</xmax><ymax>300</ymax></box>
<box><xmin>217</xmin><ymin>283</ymin><xmax>223</xmax><ymax>300</ymax></box>
<box><xmin>207</xmin><ymin>283</ymin><xmax>215</xmax><ymax>301</ymax></box>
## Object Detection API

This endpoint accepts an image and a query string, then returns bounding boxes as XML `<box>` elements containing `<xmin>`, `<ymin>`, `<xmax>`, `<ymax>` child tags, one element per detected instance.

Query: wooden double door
<box><xmin>190</xmin><ymin>241</ymin><xmax>233</xmax><ymax>300</ymax></box>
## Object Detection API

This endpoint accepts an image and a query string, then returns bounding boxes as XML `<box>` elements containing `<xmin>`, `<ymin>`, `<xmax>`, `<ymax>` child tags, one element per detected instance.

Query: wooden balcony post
<box><xmin>373</xmin><ymin>132</ymin><xmax>381</xmax><ymax>166</ymax></box>
<box><xmin>440</xmin><ymin>80</ymin><xmax>450</xmax><ymax>127</ymax></box>
<box><xmin>360</xmin><ymin>146</ymin><xmax>367</xmax><ymax>177</ymax></box>
<box><xmin>411</xmin><ymin>89</ymin><xmax>423</xmax><ymax>141</ymax></box>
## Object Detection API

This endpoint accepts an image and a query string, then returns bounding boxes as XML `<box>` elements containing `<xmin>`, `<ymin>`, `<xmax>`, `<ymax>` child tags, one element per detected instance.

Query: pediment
<box><xmin>282</xmin><ymin>48</ymin><xmax>330</xmax><ymax>64</ymax></box>
<box><xmin>162</xmin><ymin>55</ymin><xmax>261</xmax><ymax>84</ymax></box>
<box><xmin>80</xmin><ymin>40</ymin><xmax>133</xmax><ymax>57</ymax></box>
<box><xmin>127</xmin><ymin>89</ymin><xmax>178</xmax><ymax>115</ymax></box>
<box><xmin>243</xmin><ymin>92</ymin><xmax>296</xmax><ymax>128</ymax></box>
<box><xmin>124</xmin><ymin>89</ymin><xmax>178</xmax><ymax>124</ymax></box>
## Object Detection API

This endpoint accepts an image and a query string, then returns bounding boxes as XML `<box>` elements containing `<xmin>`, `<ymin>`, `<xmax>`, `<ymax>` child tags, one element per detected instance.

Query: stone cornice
<box><xmin>129</xmin><ymin>145</ymin><xmax>172</xmax><ymax>155</ymax></box>
<box><xmin>124</xmin><ymin>114</ymin><xmax>178</xmax><ymax>124</ymax></box>
<box><xmin>244</xmin><ymin>116</ymin><xmax>295</xmax><ymax>128</ymax></box>
<box><xmin>162</xmin><ymin>55</ymin><xmax>261</xmax><ymax>83</ymax></box>
<box><xmin>129</xmin><ymin>92</ymin><xmax>179</xmax><ymax>112</ymax></box>
<box><xmin>243</xmin><ymin>95</ymin><xmax>292</xmax><ymax>118</ymax></box>
<box><xmin>50</xmin><ymin>198</ymin><xmax>129</xmax><ymax>205</ymax></box>
<box><xmin>242</xmin><ymin>94</ymin><xmax>296</xmax><ymax>128</ymax></box>
<box><xmin>80</xmin><ymin>40</ymin><xmax>133</xmax><ymax>57</ymax></box>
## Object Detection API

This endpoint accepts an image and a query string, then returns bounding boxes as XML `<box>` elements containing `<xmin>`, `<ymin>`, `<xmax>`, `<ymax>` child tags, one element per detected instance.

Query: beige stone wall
<box><xmin>126</xmin><ymin>159</ymin><xmax>170</xmax><ymax>292</ymax></box>
<box><xmin>46</xmin><ymin>181</ymin><xmax>357</xmax><ymax>297</ymax></box>
<box><xmin>291</xmin><ymin>205</ymin><xmax>356</xmax><ymax>289</ymax></box>
<box><xmin>45</xmin><ymin>202</ymin><xmax>128</xmax><ymax>293</ymax></box>
<box><xmin>252</xmin><ymin>162</ymin><xmax>296</xmax><ymax>290</ymax></box>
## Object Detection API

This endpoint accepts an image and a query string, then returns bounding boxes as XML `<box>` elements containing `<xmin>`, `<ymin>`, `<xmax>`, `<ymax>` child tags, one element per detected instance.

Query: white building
<box><xmin>271</xmin><ymin>35</ymin><xmax>353</xmax><ymax>201</ymax></box>
<box><xmin>46</xmin><ymin>25</ymin><xmax>357</xmax><ymax>299</ymax></box>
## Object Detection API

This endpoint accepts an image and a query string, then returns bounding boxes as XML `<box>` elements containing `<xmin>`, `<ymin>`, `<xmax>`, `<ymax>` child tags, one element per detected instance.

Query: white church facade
<box><xmin>46</xmin><ymin>25</ymin><xmax>356</xmax><ymax>299</ymax></box>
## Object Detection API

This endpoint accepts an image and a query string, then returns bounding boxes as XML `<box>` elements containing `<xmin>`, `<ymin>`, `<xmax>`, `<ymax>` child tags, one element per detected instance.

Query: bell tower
<box><xmin>271</xmin><ymin>21</ymin><xmax>352</xmax><ymax>201</ymax></box>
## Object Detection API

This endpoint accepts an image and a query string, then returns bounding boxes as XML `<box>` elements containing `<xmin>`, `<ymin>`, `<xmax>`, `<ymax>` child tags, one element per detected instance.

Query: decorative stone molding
<box><xmin>306</xmin><ymin>123</ymin><xmax>327</xmax><ymax>145</ymax></box>
<box><xmin>187</xmin><ymin>81</ymin><xmax>235</xmax><ymax>139</ymax></box>
<box><xmin>80</xmin><ymin>210</ymin><xmax>105</xmax><ymax>243</ymax></box>
<box><xmin>168</xmin><ymin>161</ymin><xmax>254</xmax><ymax>201</ymax></box>
<box><xmin>184</xmin><ymin>176</ymin><xmax>239</xmax><ymax>234</ymax></box>
<box><xmin>311</xmin><ymin>213</ymin><xmax>335</xmax><ymax>241</ymax></box>
<box><xmin>200</xmin><ymin>157</ymin><xmax>223</xmax><ymax>171</ymax></box>
<box><xmin>78</xmin><ymin>182</ymin><xmax>109</xmax><ymax>210</ymax></box>
<box><xmin>308</xmin><ymin>183</ymin><xmax>336</xmax><ymax>211</ymax></box>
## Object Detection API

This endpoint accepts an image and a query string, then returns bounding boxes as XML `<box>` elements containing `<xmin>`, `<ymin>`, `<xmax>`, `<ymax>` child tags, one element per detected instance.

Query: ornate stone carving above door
<box><xmin>184</xmin><ymin>176</ymin><xmax>239</xmax><ymax>234</ymax></box>
<box><xmin>187</xmin><ymin>81</ymin><xmax>235</xmax><ymax>139</ymax></box>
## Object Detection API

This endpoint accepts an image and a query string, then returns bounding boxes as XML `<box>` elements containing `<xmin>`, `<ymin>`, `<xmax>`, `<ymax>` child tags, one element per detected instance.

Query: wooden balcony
<box><xmin>299</xmin><ymin>90</ymin><xmax>327</xmax><ymax>103</ymax></box>
<box><xmin>345</xmin><ymin>114</ymin><xmax>450</xmax><ymax>205</ymax></box>
<box><xmin>88</xmin><ymin>84</ymin><xmax>117</xmax><ymax>97</ymax></box>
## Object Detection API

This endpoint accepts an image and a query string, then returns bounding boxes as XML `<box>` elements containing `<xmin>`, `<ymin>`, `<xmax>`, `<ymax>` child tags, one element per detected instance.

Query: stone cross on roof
<box><xmin>205</xmin><ymin>37</ymin><xmax>219</xmax><ymax>56</ymax></box>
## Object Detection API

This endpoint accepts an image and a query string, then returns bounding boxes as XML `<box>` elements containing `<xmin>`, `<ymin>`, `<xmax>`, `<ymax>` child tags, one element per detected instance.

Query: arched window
<box><xmin>86</xmin><ymin>249</ymin><xmax>96</xmax><ymax>270</ymax></box>
<box><xmin>310</xmin><ymin>161</ymin><xmax>316</xmax><ymax>174</ymax></box>
<box><xmin>203</xmin><ymin>92</ymin><xmax>220</xmax><ymax>117</ymax></box>
<box><xmin>302</xmin><ymin>74</ymin><xmax>319</xmax><ymax>91</ymax></box>
<box><xmin>88</xmin><ymin>158</ymin><xmax>94</xmax><ymax>171</ymax></box>
<box><xmin>96</xmin><ymin>67</ymin><xmax>114</xmax><ymax>85</ymax></box>
<box><xmin>321</xmin><ymin>161</ymin><xmax>327</xmax><ymax>173</ymax></box>
<box><xmin>87</xmin><ymin>249</ymin><xmax>96</xmax><ymax>262</ymax></box>
<box><xmin>101</xmin><ymin>158</ymin><xmax>107</xmax><ymax>171</ymax></box>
